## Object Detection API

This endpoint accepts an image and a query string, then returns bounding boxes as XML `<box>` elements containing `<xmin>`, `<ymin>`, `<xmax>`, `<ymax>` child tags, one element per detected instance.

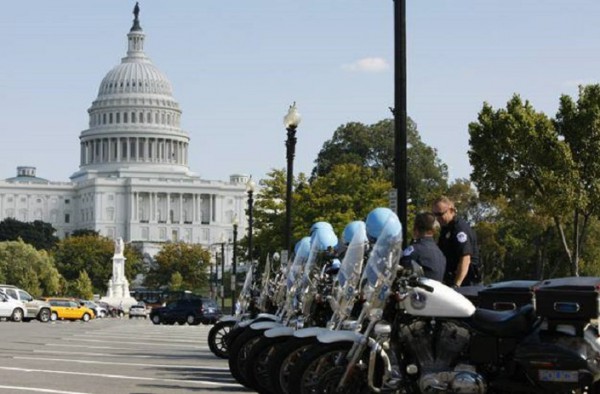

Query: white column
<box><xmin>179</xmin><ymin>194</ymin><xmax>183</xmax><ymax>224</ymax></box>
<box><xmin>166</xmin><ymin>193</ymin><xmax>171</xmax><ymax>223</ymax></box>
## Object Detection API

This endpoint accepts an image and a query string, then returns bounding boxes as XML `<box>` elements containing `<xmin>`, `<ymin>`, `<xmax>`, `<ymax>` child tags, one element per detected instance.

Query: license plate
<box><xmin>538</xmin><ymin>369</ymin><xmax>579</xmax><ymax>383</ymax></box>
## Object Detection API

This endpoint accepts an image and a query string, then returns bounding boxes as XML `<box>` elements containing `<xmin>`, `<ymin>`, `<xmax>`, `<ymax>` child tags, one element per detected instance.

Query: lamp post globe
<box><xmin>283</xmin><ymin>102</ymin><xmax>301</xmax><ymax>256</ymax></box>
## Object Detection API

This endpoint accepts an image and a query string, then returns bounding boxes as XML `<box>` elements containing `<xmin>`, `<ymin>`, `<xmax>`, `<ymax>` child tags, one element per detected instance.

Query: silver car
<box><xmin>129</xmin><ymin>303</ymin><xmax>148</xmax><ymax>319</ymax></box>
<box><xmin>0</xmin><ymin>285</ymin><xmax>50</xmax><ymax>322</ymax></box>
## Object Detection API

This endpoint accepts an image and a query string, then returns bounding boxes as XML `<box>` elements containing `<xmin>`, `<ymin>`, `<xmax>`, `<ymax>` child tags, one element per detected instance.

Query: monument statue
<box><xmin>133</xmin><ymin>2</ymin><xmax>140</xmax><ymax>20</ymax></box>
<box><xmin>114</xmin><ymin>237</ymin><xmax>124</xmax><ymax>255</ymax></box>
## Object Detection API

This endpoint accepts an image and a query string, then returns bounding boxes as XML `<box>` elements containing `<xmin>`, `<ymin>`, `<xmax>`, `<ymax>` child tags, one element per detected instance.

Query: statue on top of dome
<box><xmin>133</xmin><ymin>2</ymin><xmax>140</xmax><ymax>20</ymax></box>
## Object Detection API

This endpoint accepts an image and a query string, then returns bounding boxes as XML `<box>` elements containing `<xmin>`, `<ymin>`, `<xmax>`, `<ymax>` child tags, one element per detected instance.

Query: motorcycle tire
<box><xmin>288</xmin><ymin>340</ymin><xmax>370</xmax><ymax>394</ymax></box>
<box><xmin>268</xmin><ymin>336</ymin><xmax>319</xmax><ymax>394</ymax></box>
<box><xmin>245</xmin><ymin>334</ymin><xmax>291</xmax><ymax>394</ymax></box>
<box><xmin>227</xmin><ymin>327</ymin><xmax>268</xmax><ymax>388</ymax></box>
<box><xmin>208</xmin><ymin>320</ymin><xmax>235</xmax><ymax>359</ymax></box>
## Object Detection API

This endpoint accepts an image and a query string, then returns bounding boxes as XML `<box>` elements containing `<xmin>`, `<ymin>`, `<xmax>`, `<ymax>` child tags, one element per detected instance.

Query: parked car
<box><xmin>43</xmin><ymin>298</ymin><xmax>95</xmax><ymax>322</ymax></box>
<box><xmin>149</xmin><ymin>297</ymin><xmax>209</xmax><ymax>325</ymax></box>
<box><xmin>129</xmin><ymin>303</ymin><xmax>148</xmax><ymax>319</ymax></box>
<box><xmin>0</xmin><ymin>292</ymin><xmax>27</xmax><ymax>322</ymax></box>
<box><xmin>78</xmin><ymin>300</ymin><xmax>108</xmax><ymax>318</ymax></box>
<box><xmin>0</xmin><ymin>285</ymin><xmax>51</xmax><ymax>322</ymax></box>
<box><xmin>97</xmin><ymin>301</ymin><xmax>125</xmax><ymax>318</ymax></box>
<box><xmin>200</xmin><ymin>297</ymin><xmax>222</xmax><ymax>324</ymax></box>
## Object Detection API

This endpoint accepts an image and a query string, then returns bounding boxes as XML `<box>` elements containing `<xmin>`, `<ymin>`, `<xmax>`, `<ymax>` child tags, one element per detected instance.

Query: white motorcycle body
<box><xmin>402</xmin><ymin>278</ymin><xmax>475</xmax><ymax>318</ymax></box>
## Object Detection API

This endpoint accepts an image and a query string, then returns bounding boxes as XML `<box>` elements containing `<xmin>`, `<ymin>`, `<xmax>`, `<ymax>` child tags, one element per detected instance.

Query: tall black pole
<box><xmin>220</xmin><ymin>242</ymin><xmax>225</xmax><ymax>310</ymax></box>
<box><xmin>210</xmin><ymin>250</ymin><xmax>215</xmax><ymax>299</ymax></box>
<box><xmin>247</xmin><ymin>189</ymin><xmax>254</xmax><ymax>282</ymax></box>
<box><xmin>394</xmin><ymin>0</ymin><xmax>408</xmax><ymax>248</ymax></box>
<box><xmin>232</xmin><ymin>223</ymin><xmax>238</xmax><ymax>313</ymax></box>
<box><xmin>285</xmin><ymin>126</ymin><xmax>297</xmax><ymax>256</ymax></box>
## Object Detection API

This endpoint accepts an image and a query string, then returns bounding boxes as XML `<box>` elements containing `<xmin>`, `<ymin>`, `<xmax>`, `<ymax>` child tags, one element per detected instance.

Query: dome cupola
<box><xmin>73</xmin><ymin>3</ymin><xmax>192</xmax><ymax>181</ymax></box>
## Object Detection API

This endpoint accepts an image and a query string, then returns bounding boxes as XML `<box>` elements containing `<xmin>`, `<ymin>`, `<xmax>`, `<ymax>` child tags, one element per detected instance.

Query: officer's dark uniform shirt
<box><xmin>401</xmin><ymin>237</ymin><xmax>446</xmax><ymax>282</ymax></box>
<box><xmin>438</xmin><ymin>217</ymin><xmax>480</xmax><ymax>286</ymax></box>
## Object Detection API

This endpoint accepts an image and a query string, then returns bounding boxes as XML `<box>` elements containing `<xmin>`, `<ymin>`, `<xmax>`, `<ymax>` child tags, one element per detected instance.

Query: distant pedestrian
<box><xmin>432</xmin><ymin>196</ymin><xmax>482</xmax><ymax>287</ymax></box>
<box><xmin>400</xmin><ymin>212</ymin><xmax>446</xmax><ymax>282</ymax></box>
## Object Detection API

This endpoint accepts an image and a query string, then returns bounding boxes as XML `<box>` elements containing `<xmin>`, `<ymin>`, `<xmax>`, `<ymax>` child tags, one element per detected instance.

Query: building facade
<box><xmin>0</xmin><ymin>10</ymin><xmax>248</xmax><ymax>255</ymax></box>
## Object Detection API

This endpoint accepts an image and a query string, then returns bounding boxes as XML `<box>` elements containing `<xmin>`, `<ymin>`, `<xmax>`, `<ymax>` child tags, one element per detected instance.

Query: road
<box><xmin>0</xmin><ymin>317</ymin><xmax>251</xmax><ymax>394</ymax></box>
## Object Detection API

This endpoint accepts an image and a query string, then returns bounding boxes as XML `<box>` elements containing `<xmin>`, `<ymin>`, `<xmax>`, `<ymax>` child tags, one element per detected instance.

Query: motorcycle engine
<box><xmin>399</xmin><ymin>319</ymin><xmax>486</xmax><ymax>393</ymax></box>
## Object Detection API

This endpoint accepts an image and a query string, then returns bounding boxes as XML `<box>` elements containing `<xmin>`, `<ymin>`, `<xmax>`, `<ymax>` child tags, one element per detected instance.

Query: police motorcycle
<box><xmin>292</xmin><ymin>230</ymin><xmax>600</xmax><ymax>392</ymax></box>
<box><xmin>228</xmin><ymin>224</ymin><xmax>339</xmax><ymax>389</ymax></box>
<box><xmin>288</xmin><ymin>208</ymin><xmax>404</xmax><ymax>394</ymax></box>
<box><xmin>227</xmin><ymin>235</ymin><xmax>315</xmax><ymax>386</ymax></box>
<box><xmin>208</xmin><ymin>257</ymin><xmax>283</xmax><ymax>359</ymax></box>
<box><xmin>248</xmin><ymin>221</ymin><xmax>369</xmax><ymax>394</ymax></box>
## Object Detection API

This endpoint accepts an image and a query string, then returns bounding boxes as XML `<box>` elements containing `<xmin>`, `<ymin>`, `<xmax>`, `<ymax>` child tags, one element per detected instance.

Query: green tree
<box><xmin>53</xmin><ymin>235</ymin><xmax>143</xmax><ymax>293</ymax></box>
<box><xmin>0</xmin><ymin>218</ymin><xmax>59</xmax><ymax>250</ymax></box>
<box><xmin>312</xmin><ymin>118</ymin><xmax>448</xmax><ymax>208</ymax></box>
<box><xmin>469</xmin><ymin>94</ymin><xmax>580</xmax><ymax>275</ymax></box>
<box><xmin>144</xmin><ymin>242</ymin><xmax>210</xmax><ymax>292</ymax></box>
<box><xmin>71</xmin><ymin>270</ymin><xmax>94</xmax><ymax>299</ymax></box>
<box><xmin>169</xmin><ymin>271</ymin><xmax>184</xmax><ymax>291</ymax></box>
<box><xmin>0</xmin><ymin>239</ymin><xmax>62</xmax><ymax>297</ymax></box>
<box><xmin>294</xmin><ymin>163</ymin><xmax>392</xmax><ymax>237</ymax></box>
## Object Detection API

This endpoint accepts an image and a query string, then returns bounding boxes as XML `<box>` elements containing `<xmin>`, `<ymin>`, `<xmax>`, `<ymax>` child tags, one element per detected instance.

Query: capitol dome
<box><xmin>73</xmin><ymin>7</ymin><xmax>192</xmax><ymax>181</ymax></box>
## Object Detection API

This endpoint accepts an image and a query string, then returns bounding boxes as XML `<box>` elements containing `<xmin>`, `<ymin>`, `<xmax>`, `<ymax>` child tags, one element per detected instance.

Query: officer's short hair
<box><xmin>414</xmin><ymin>212</ymin><xmax>438</xmax><ymax>234</ymax></box>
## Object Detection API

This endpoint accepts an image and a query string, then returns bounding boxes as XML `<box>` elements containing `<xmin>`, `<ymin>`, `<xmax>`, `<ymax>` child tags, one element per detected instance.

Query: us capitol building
<box><xmin>0</xmin><ymin>7</ymin><xmax>249</xmax><ymax>256</ymax></box>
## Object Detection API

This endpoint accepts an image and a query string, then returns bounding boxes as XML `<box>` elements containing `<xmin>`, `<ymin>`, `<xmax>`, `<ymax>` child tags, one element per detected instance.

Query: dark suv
<box><xmin>201</xmin><ymin>298</ymin><xmax>222</xmax><ymax>324</ymax></box>
<box><xmin>150</xmin><ymin>297</ymin><xmax>212</xmax><ymax>325</ymax></box>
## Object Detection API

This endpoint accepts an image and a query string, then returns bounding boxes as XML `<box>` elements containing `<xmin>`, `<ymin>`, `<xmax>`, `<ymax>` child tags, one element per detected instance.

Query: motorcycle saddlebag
<box><xmin>456</xmin><ymin>285</ymin><xmax>484</xmax><ymax>307</ymax></box>
<box><xmin>534</xmin><ymin>276</ymin><xmax>600</xmax><ymax>322</ymax></box>
<box><xmin>478</xmin><ymin>280</ymin><xmax>538</xmax><ymax>311</ymax></box>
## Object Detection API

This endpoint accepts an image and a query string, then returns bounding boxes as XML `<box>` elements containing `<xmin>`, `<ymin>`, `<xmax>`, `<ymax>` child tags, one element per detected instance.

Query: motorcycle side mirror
<box><xmin>410</xmin><ymin>261</ymin><xmax>425</xmax><ymax>278</ymax></box>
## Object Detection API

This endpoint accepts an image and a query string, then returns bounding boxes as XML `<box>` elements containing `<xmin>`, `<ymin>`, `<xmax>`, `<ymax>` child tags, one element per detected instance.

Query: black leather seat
<box><xmin>469</xmin><ymin>304</ymin><xmax>536</xmax><ymax>337</ymax></box>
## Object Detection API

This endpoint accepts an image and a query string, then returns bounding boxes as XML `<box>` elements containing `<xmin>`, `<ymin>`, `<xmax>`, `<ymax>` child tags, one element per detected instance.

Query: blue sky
<box><xmin>1</xmin><ymin>1</ymin><xmax>599</xmax><ymax>184</ymax></box>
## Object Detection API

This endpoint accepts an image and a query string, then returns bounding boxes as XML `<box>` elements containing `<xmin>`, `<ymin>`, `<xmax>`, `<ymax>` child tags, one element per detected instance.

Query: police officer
<box><xmin>432</xmin><ymin>196</ymin><xmax>481</xmax><ymax>287</ymax></box>
<box><xmin>400</xmin><ymin>212</ymin><xmax>446</xmax><ymax>282</ymax></box>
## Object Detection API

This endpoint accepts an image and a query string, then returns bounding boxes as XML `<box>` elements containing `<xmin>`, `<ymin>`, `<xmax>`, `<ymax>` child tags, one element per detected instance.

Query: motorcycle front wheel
<box><xmin>245</xmin><ymin>334</ymin><xmax>291</xmax><ymax>394</ymax></box>
<box><xmin>288</xmin><ymin>340</ymin><xmax>370</xmax><ymax>394</ymax></box>
<box><xmin>227</xmin><ymin>327</ymin><xmax>267</xmax><ymax>388</ymax></box>
<box><xmin>208</xmin><ymin>320</ymin><xmax>235</xmax><ymax>359</ymax></box>
<box><xmin>269</xmin><ymin>336</ymin><xmax>320</xmax><ymax>394</ymax></box>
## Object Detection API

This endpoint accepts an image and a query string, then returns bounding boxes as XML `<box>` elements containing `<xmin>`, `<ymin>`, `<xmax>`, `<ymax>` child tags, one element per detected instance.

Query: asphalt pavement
<box><xmin>0</xmin><ymin>317</ymin><xmax>251</xmax><ymax>393</ymax></box>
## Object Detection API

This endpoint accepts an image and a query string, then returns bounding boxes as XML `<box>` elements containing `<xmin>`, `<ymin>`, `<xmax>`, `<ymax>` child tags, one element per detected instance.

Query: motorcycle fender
<box><xmin>238</xmin><ymin>319</ymin><xmax>254</xmax><ymax>328</ymax></box>
<box><xmin>250</xmin><ymin>321</ymin><xmax>282</xmax><ymax>331</ymax></box>
<box><xmin>257</xmin><ymin>313</ymin><xmax>279</xmax><ymax>321</ymax></box>
<box><xmin>219</xmin><ymin>315</ymin><xmax>239</xmax><ymax>323</ymax></box>
<box><xmin>265</xmin><ymin>326</ymin><xmax>295</xmax><ymax>338</ymax></box>
<box><xmin>317</xmin><ymin>330</ymin><xmax>363</xmax><ymax>344</ymax></box>
<box><xmin>294</xmin><ymin>327</ymin><xmax>327</xmax><ymax>338</ymax></box>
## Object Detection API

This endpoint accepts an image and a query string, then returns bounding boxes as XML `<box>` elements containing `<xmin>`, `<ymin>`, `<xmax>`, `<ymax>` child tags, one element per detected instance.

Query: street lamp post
<box><xmin>219</xmin><ymin>233</ymin><xmax>226</xmax><ymax>311</ymax></box>
<box><xmin>246</xmin><ymin>177</ymin><xmax>256</xmax><ymax>283</ymax></box>
<box><xmin>231</xmin><ymin>217</ymin><xmax>239</xmax><ymax>313</ymax></box>
<box><xmin>283</xmin><ymin>102</ymin><xmax>301</xmax><ymax>256</ymax></box>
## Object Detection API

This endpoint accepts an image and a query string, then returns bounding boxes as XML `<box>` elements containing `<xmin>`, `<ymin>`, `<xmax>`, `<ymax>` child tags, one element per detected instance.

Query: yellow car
<box><xmin>43</xmin><ymin>298</ymin><xmax>95</xmax><ymax>322</ymax></box>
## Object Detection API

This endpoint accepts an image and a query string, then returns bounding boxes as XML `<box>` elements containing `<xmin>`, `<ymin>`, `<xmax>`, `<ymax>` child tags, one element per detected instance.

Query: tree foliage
<box><xmin>0</xmin><ymin>218</ymin><xmax>59</xmax><ymax>250</ymax></box>
<box><xmin>468</xmin><ymin>89</ymin><xmax>600</xmax><ymax>276</ymax></box>
<box><xmin>70</xmin><ymin>270</ymin><xmax>94</xmax><ymax>300</ymax></box>
<box><xmin>294</xmin><ymin>163</ymin><xmax>391</xmax><ymax>237</ymax></box>
<box><xmin>0</xmin><ymin>239</ymin><xmax>61</xmax><ymax>297</ymax></box>
<box><xmin>312</xmin><ymin>118</ymin><xmax>448</xmax><ymax>208</ymax></box>
<box><xmin>53</xmin><ymin>235</ymin><xmax>143</xmax><ymax>293</ymax></box>
<box><xmin>144</xmin><ymin>242</ymin><xmax>210</xmax><ymax>292</ymax></box>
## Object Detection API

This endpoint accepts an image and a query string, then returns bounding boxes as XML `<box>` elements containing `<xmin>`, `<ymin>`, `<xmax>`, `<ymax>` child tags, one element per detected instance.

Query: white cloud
<box><xmin>342</xmin><ymin>57</ymin><xmax>390</xmax><ymax>73</ymax></box>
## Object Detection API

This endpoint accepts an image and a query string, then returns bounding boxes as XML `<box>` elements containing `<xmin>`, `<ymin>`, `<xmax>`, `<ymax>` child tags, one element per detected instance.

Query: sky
<box><xmin>1</xmin><ymin>1</ymin><xmax>599</xmax><ymax>184</ymax></box>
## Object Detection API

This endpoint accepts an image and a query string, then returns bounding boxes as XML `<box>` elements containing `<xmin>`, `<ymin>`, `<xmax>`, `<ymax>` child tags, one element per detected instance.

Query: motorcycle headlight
<box><xmin>374</xmin><ymin>321</ymin><xmax>392</xmax><ymax>338</ymax></box>
<box><xmin>341</xmin><ymin>320</ymin><xmax>360</xmax><ymax>331</ymax></box>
